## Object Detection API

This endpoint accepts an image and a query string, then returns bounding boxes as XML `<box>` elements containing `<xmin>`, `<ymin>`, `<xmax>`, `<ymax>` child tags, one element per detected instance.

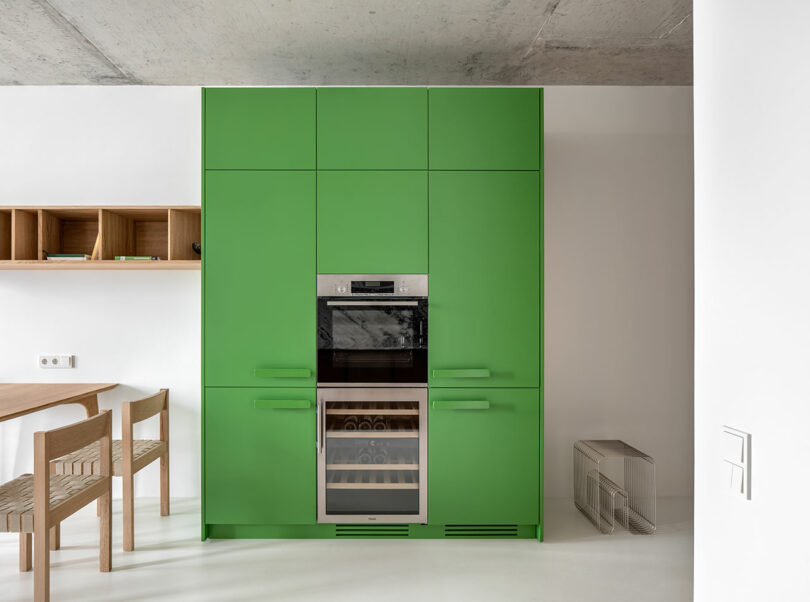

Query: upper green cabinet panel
<box><xmin>429</xmin><ymin>171</ymin><xmax>540</xmax><ymax>388</ymax></box>
<box><xmin>429</xmin><ymin>88</ymin><xmax>540</xmax><ymax>170</ymax></box>
<box><xmin>204</xmin><ymin>88</ymin><xmax>316</xmax><ymax>169</ymax></box>
<box><xmin>317</xmin><ymin>171</ymin><xmax>428</xmax><ymax>274</ymax></box>
<box><xmin>205</xmin><ymin>171</ymin><xmax>316</xmax><ymax>387</ymax></box>
<box><xmin>317</xmin><ymin>88</ymin><xmax>427</xmax><ymax>169</ymax></box>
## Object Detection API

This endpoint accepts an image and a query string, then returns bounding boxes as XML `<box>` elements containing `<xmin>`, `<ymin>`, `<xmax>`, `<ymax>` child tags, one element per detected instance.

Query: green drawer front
<box><xmin>317</xmin><ymin>171</ymin><xmax>428</xmax><ymax>274</ymax></box>
<box><xmin>317</xmin><ymin>88</ymin><xmax>427</xmax><ymax>169</ymax></box>
<box><xmin>429</xmin><ymin>88</ymin><xmax>540</xmax><ymax>170</ymax></box>
<box><xmin>205</xmin><ymin>388</ymin><xmax>316</xmax><ymax>525</ymax></box>
<box><xmin>205</xmin><ymin>88</ymin><xmax>316</xmax><ymax>169</ymax></box>
<box><xmin>428</xmin><ymin>388</ymin><xmax>540</xmax><ymax>525</ymax></box>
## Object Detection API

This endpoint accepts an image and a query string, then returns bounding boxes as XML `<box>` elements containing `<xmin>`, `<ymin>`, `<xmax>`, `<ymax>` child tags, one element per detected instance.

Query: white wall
<box><xmin>0</xmin><ymin>85</ymin><xmax>693</xmax><ymax>502</ymax></box>
<box><xmin>0</xmin><ymin>87</ymin><xmax>201</xmax><ymax>498</ymax></box>
<box><xmin>545</xmin><ymin>86</ymin><xmax>694</xmax><ymax>498</ymax></box>
<box><xmin>694</xmin><ymin>2</ymin><xmax>810</xmax><ymax>601</ymax></box>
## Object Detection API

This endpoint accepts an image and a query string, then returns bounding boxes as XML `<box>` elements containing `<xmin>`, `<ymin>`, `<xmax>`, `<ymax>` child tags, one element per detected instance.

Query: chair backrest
<box><xmin>35</xmin><ymin>410</ymin><xmax>112</xmax><ymax>467</ymax></box>
<box><xmin>124</xmin><ymin>388</ymin><xmax>168</xmax><ymax>426</ymax></box>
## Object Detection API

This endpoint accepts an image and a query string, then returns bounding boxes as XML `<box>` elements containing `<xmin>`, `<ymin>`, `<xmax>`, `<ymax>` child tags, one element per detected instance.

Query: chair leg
<box><xmin>49</xmin><ymin>524</ymin><xmax>60</xmax><ymax>550</ymax></box>
<box><xmin>123</xmin><ymin>472</ymin><xmax>135</xmax><ymax>552</ymax></box>
<box><xmin>160</xmin><ymin>452</ymin><xmax>170</xmax><ymax>517</ymax></box>
<box><xmin>34</xmin><ymin>524</ymin><xmax>49</xmax><ymax>602</ymax></box>
<box><xmin>100</xmin><ymin>489</ymin><xmax>111</xmax><ymax>572</ymax></box>
<box><xmin>19</xmin><ymin>533</ymin><xmax>32</xmax><ymax>572</ymax></box>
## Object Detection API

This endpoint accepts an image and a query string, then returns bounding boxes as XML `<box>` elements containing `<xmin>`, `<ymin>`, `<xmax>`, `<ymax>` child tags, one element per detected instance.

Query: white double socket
<box><xmin>38</xmin><ymin>354</ymin><xmax>75</xmax><ymax>369</ymax></box>
<box><xmin>721</xmin><ymin>425</ymin><xmax>751</xmax><ymax>500</ymax></box>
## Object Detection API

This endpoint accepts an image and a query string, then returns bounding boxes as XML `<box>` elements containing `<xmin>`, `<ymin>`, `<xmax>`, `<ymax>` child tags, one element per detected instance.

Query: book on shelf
<box><xmin>45</xmin><ymin>253</ymin><xmax>91</xmax><ymax>261</ymax></box>
<box><xmin>114</xmin><ymin>256</ymin><xmax>162</xmax><ymax>261</ymax></box>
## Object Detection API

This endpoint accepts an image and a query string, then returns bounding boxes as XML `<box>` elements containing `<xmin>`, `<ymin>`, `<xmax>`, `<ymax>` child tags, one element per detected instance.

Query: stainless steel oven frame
<box><xmin>316</xmin><ymin>386</ymin><xmax>428</xmax><ymax>524</ymax></box>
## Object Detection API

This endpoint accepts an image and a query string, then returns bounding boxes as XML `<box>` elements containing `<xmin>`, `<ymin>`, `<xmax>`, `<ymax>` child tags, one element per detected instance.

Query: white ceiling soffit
<box><xmin>0</xmin><ymin>0</ymin><xmax>692</xmax><ymax>86</ymax></box>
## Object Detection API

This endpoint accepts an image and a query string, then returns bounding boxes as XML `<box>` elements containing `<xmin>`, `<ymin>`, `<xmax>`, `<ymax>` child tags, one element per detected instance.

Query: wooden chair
<box><xmin>50</xmin><ymin>389</ymin><xmax>169</xmax><ymax>551</ymax></box>
<box><xmin>0</xmin><ymin>410</ymin><xmax>112</xmax><ymax>602</ymax></box>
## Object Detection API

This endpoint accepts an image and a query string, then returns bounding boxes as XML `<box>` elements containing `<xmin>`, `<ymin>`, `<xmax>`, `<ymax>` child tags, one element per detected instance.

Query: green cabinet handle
<box><xmin>254</xmin><ymin>368</ymin><xmax>311</xmax><ymax>378</ymax></box>
<box><xmin>253</xmin><ymin>399</ymin><xmax>312</xmax><ymax>410</ymax></box>
<box><xmin>432</xmin><ymin>368</ymin><xmax>490</xmax><ymax>379</ymax></box>
<box><xmin>432</xmin><ymin>400</ymin><xmax>490</xmax><ymax>410</ymax></box>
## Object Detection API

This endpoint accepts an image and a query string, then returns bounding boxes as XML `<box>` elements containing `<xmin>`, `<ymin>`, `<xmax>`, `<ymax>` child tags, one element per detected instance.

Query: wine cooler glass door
<box><xmin>317</xmin><ymin>388</ymin><xmax>427</xmax><ymax>523</ymax></box>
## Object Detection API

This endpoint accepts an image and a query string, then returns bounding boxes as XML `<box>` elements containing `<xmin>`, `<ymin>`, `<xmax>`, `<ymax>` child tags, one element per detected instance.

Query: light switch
<box><xmin>721</xmin><ymin>426</ymin><xmax>751</xmax><ymax>500</ymax></box>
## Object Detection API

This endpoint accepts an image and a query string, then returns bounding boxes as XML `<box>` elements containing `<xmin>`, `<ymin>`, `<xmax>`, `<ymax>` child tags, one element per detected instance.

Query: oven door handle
<box><xmin>326</xmin><ymin>301</ymin><xmax>419</xmax><ymax>306</ymax></box>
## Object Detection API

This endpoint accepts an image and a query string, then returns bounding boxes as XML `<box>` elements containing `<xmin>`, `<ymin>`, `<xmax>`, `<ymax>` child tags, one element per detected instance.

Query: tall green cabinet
<box><xmin>203</xmin><ymin>87</ymin><xmax>543</xmax><ymax>540</ymax></box>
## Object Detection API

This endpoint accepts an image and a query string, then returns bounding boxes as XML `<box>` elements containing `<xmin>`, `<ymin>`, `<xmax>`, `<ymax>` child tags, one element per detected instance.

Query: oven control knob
<box><xmin>336</xmin><ymin>285</ymin><xmax>348</xmax><ymax>294</ymax></box>
<box><xmin>398</xmin><ymin>284</ymin><xmax>409</xmax><ymax>293</ymax></box>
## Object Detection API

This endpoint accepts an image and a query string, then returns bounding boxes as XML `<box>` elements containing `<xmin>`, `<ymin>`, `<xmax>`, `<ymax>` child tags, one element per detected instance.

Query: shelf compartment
<box><xmin>39</xmin><ymin>208</ymin><xmax>100</xmax><ymax>259</ymax></box>
<box><xmin>327</xmin><ymin>414</ymin><xmax>419</xmax><ymax>432</ymax></box>
<box><xmin>100</xmin><ymin>208</ymin><xmax>168</xmax><ymax>260</ymax></box>
<box><xmin>326</xmin><ymin>470</ymin><xmax>419</xmax><ymax>490</ymax></box>
<box><xmin>327</xmin><ymin>446</ymin><xmax>418</xmax><ymax>469</ymax></box>
<box><xmin>168</xmin><ymin>208</ymin><xmax>201</xmax><ymax>260</ymax></box>
<box><xmin>12</xmin><ymin>209</ymin><xmax>38</xmax><ymax>260</ymax></box>
<box><xmin>0</xmin><ymin>209</ymin><xmax>10</xmax><ymax>260</ymax></box>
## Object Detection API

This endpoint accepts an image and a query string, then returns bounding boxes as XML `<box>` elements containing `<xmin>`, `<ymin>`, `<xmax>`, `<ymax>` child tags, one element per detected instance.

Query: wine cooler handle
<box><xmin>318</xmin><ymin>398</ymin><xmax>325</xmax><ymax>454</ymax></box>
<box><xmin>432</xmin><ymin>368</ymin><xmax>490</xmax><ymax>379</ymax></box>
<box><xmin>432</xmin><ymin>400</ymin><xmax>490</xmax><ymax>410</ymax></box>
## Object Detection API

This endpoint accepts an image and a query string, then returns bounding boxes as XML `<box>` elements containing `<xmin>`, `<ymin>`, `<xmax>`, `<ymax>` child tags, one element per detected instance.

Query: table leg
<box><xmin>76</xmin><ymin>394</ymin><xmax>99</xmax><ymax>417</ymax></box>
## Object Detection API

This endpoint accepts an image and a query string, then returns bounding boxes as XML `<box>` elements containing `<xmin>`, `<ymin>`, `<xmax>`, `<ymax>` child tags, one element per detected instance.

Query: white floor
<box><xmin>1</xmin><ymin>497</ymin><xmax>692</xmax><ymax>601</ymax></box>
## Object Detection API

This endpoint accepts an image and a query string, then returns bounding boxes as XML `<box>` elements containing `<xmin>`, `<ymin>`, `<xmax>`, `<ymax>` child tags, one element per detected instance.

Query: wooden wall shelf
<box><xmin>0</xmin><ymin>206</ymin><xmax>201</xmax><ymax>270</ymax></box>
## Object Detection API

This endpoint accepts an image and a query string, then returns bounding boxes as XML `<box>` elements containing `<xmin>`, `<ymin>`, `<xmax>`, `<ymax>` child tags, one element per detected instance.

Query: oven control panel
<box><xmin>317</xmin><ymin>274</ymin><xmax>428</xmax><ymax>297</ymax></box>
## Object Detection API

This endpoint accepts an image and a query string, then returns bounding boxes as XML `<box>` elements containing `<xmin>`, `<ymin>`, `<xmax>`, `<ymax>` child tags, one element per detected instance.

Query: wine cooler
<box><xmin>316</xmin><ymin>387</ymin><xmax>427</xmax><ymax>523</ymax></box>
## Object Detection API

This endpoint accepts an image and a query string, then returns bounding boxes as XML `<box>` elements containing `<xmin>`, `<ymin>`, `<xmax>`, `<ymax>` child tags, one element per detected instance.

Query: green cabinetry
<box><xmin>428</xmin><ymin>171</ymin><xmax>541</xmax><ymax>388</ymax></box>
<box><xmin>205</xmin><ymin>388</ymin><xmax>316</xmax><ymax>525</ymax></box>
<box><xmin>205</xmin><ymin>88</ymin><xmax>316</xmax><ymax>170</ymax></box>
<box><xmin>205</xmin><ymin>171</ymin><xmax>316</xmax><ymax>387</ymax></box>
<box><xmin>428</xmin><ymin>388</ymin><xmax>539</xmax><ymax>525</ymax></box>
<box><xmin>317</xmin><ymin>171</ymin><xmax>428</xmax><ymax>274</ymax></box>
<box><xmin>317</xmin><ymin>88</ymin><xmax>427</xmax><ymax>169</ymax></box>
<box><xmin>429</xmin><ymin>88</ymin><xmax>540</xmax><ymax>170</ymax></box>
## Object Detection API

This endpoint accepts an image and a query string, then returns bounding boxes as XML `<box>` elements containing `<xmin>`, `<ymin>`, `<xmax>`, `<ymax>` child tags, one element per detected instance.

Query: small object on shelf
<box><xmin>192</xmin><ymin>242</ymin><xmax>201</xmax><ymax>255</ymax></box>
<box><xmin>91</xmin><ymin>233</ymin><xmax>100</xmax><ymax>260</ymax></box>
<box><xmin>45</xmin><ymin>253</ymin><xmax>91</xmax><ymax>261</ymax></box>
<box><xmin>114</xmin><ymin>256</ymin><xmax>162</xmax><ymax>261</ymax></box>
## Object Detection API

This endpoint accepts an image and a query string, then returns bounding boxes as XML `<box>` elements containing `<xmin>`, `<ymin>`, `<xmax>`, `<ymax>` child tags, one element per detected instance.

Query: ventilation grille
<box><xmin>335</xmin><ymin>524</ymin><xmax>410</xmax><ymax>538</ymax></box>
<box><xmin>444</xmin><ymin>525</ymin><xmax>519</xmax><ymax>538</ymax></box>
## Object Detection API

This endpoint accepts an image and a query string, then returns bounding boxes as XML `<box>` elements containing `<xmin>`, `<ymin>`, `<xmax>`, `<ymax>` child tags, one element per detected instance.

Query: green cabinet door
<box><xmin>317</xmin><ymin>88</ymin><xmax>427</xmax><ymax>169</ymax></box>
<box><xmin>205</xmin><ymin>171</ymin><xmax>316</xmax><ymax>387</ymax></box>
<box><xmin>204</xmin><ymin>88</ymin><xmax>316</xmax><ymax>169</ymax></box>
<box><xmin>317</xmin><ymin>171</ymin><xmax>428</xmax><ymax>274</ymax></box>
<box><xmin>429</xmin><ymin>88</ymin><xmax>540</xmax><ymax>170</ymax></box>
<box><xmin>205</xmin><ymin>388</ymin><xmax>315</xmax><ymax>524</ymax></box>
<box><xmin>428</xmin><ymin>388</ymin><xmax>539</xmax><ymax>525</ymax></box>
<box><xmin>429</xmin><ymin>171</ymin><xmax>540</xmax><ymax>388</ymax></box>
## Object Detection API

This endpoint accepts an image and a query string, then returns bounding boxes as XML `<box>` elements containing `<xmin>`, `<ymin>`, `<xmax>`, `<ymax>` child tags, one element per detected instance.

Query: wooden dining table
<box><xmin>0</xmin><ymin>383</ymin><xmax>117</xmax><ymax>422</ymax></box>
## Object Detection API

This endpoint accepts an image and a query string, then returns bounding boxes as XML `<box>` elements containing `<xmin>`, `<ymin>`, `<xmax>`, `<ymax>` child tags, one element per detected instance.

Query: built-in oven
<box><xmin>317</xmin><ymin>274</ymin><xmax>428</xmax><ymax>386</ymax></box>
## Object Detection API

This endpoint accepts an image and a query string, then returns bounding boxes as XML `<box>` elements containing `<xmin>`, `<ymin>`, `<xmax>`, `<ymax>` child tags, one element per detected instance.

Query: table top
<box><xmin>0</xmin><ymin>383</ymin><xmax>117</xmax><ymax>422</ymax></box>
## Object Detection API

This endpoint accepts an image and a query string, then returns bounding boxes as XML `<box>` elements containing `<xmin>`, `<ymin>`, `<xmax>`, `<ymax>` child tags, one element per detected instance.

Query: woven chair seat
<box><xmin>0</xmin><ymin>473</ymin><xmax>103</xmax><ymax>533</ymax></box>
<box><xmin>51</xmin><ymin>440</ymin><xmax>166</xmax><ymax>476</ymax></box>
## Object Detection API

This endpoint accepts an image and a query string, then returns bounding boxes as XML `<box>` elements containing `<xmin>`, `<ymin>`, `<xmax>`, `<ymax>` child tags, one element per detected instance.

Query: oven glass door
<box><xmin>317</xmin><ymin>298</ymin><xmax>427</xmax><ymax>384</ymax></box>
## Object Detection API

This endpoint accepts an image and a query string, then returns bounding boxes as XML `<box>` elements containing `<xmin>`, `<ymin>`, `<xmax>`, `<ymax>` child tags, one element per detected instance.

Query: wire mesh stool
<box><xmin>574</xmin><ymin>440</ymin><xmax>656</xmax><ymax>534</ymax></box>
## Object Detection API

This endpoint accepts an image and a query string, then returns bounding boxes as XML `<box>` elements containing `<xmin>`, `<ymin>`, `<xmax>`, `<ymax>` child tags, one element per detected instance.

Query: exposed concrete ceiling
<box><xmin>0</xmin><ymin>0</ymin><xmax>692</xmax><ymax>86</ymax></box>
